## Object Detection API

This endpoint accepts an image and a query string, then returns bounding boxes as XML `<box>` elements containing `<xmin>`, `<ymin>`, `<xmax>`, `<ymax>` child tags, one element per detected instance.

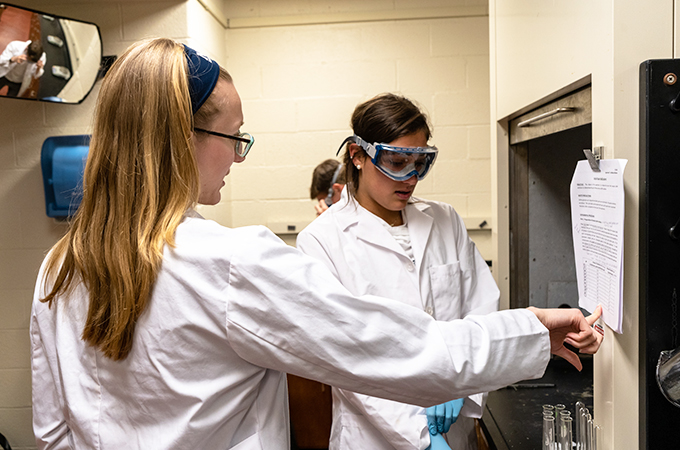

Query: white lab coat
<box><xmin>0</xmin><ymin>40</ymin><xmax>46</xmax><ymax>97</ymax></box>
<box><xmin>31</xmin><ymin>210</ymin><xmax>550</xmax><ymax>450</ymax></box>
<box><xmin>296</xmin><ymin>190</ymin><xmax>499</xmax><ymax>450</ymax></box>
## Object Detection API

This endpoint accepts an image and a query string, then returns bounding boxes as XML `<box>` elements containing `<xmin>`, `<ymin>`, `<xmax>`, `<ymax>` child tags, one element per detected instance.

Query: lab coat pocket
<box><xmin>429</xmin><ymin>262</ymin><xmax>463</xmax><ymax>319</ymax></box>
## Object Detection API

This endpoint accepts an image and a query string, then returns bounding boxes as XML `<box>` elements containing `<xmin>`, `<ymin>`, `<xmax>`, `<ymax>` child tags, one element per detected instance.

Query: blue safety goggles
<box><xmin>337</xmin><ymin>135</ymin><xmax>438</xmax><ymax>181</ymax></box>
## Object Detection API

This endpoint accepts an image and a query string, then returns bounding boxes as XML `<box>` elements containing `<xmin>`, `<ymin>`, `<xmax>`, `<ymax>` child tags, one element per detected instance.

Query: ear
<box><xmin>331</xmin><ymin>183</ymin><xmax>344</xmax><ymax>204</ymax></box>
<box><xmin>349</xmin><ymin>143</ymin><xmax>365</xmax><ymax>166</ymax></box>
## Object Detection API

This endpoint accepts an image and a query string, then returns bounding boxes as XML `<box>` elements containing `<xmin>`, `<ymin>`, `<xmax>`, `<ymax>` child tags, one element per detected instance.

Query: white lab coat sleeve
<box><xmin>0</xmin><ymin>41</ymin><xmax>21</xmax><ymax>72</ymax></box>
<box><xmin>30</xmin><ymin>278</ymin><xmax>72</xmax><ymax>450</ymax></box>
<box><xmin>34</xmin><ymin>52</ymin><xmax>46</xmax><ymax>78</ymax></box>
<box><xmin>0</xmin><ymin>42</ymin><xmax>16</xmax><ymax>66</ymax></box>
<box><xmin>225</xmin><ymin>226</ymin><xmax>550</xmax><ymax>407</ymax></box>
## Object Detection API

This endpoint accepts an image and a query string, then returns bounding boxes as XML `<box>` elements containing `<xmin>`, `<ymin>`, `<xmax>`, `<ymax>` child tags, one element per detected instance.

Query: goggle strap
<box><xmin>336</xmin><ymin>136</ymin><xmax>356</xmax><ymax>156</ymax></box>
<box><xmin>335</xmin><ymin>135</ymin><xmax>377</xmax><ymax>158</ymax></box>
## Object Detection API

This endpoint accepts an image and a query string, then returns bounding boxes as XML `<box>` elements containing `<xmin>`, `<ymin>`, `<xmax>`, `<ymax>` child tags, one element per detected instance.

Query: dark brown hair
<box><xmin>341</xmin><ymin>93</ymin><xmax>431</xmax><ymax>195</ymax></box>
<box><xmin>27</xmin><ymin>40</ymin><xmax>43</xmax><ymax>62</ymax></box>
<box><xmin>310</xmin><ymin>159</ymin><xmax>346</xmax><ymax>199</ymax></box>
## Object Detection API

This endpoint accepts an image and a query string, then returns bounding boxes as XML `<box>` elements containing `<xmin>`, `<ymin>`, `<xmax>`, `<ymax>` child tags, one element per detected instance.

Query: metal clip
<box><xmin>583</xmin><ymin>148</ymin><xmax>601</xmax><ymax>172</ymax></box>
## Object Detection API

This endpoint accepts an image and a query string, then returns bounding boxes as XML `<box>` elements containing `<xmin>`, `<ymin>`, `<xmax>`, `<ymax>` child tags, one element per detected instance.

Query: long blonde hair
<box><xmin>41</xmin><ymin>38</ymin><xmax>225</xmax><ymax>360</ymax></box>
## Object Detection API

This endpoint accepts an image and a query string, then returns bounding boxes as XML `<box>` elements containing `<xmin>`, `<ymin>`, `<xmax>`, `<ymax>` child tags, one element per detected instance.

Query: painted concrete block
<box><xmin>398</xmin><ymin>56</ymin><xmax>466</xmax><ymax>93</ymax></box>
<box><xmin>468</xmin><ymin>124</ymin><xmax>491</xmax><ymax>159</ymax></box>
<box><xmin>0</xmin><ymin>407</ymin><xmax>33</xmax><ymax>448</ymax></box>
<box><xmin>0</xmin><ymin>369</ymin><xmax>31</xmax><ymax>407</ymax></box>
<box><xmin>0</xmin><ymin>290</ymin><xmax>30</xmax><ymax>330</ymax></box>
<box><xmin>432</xmin><ymin>126</ymin><xmax>468</xmax><ymax>161</ymax></box>
<box><xmin>242</xmin><ymin>99</ymin><xmax>297</xmax><ymax>133</ymax></box>
<box><xmin>0</xmin><ymin>330</ymin><xmax>30</xmax><ymax>369</ymax></box>
<box><xmin>296</xmin><ymin>97</ymin><xmax>365</xmax><ymax>132</ymax></box>
<box><xmin>0</xmin><ymin>249</ymin><xmax>49</xmax><ymax>291</ymax></box>
<box><xmin>431</xmin><ymin>16</ymin><xmax>489</xmax><ymax>56</ymax></box>
<box><xmin>467</xmin><ymin>192</ymin><xmax>492</xmax><ymax>217</ymax></box>
<box><xmin>122</xmin><ymin>2</ymin><xmax>188</xmax><ymax>41</ymax></box>
<box><xmin>434</xmin><ymin>88</ymin><xmax>490</xmax><ymax>126</ymax></box>
<box><xmin>434</xmin><ymin>159</ymin><xmax>490</xmax><ymax>194</ymax></box>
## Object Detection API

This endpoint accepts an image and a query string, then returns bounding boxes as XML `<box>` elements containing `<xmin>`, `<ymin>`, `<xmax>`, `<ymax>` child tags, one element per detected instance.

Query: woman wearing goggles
<box><xmin>298</xmin><ymin>93</ymin><xmax>498</xmax><ymax>450</ymax></box>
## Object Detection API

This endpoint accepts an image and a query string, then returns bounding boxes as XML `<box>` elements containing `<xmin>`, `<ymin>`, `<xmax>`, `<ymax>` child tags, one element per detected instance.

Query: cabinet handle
<box><xmin>517</xmin><ymin>107</ymin><xmax>577</xmax><ymax>127</ymax></box>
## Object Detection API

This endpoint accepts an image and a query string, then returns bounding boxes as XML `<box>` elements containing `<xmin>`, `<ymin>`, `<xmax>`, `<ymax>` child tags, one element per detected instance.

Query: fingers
<box><xmin>314</xmin><ymin>199</ymin><xmax>329</xmax><ymax>216</ymax></box>
<box><xmin>435</xmin><ymin>403</ymin><xmax>445</xmax><ymax>434</ymax></box>
<box><xmin>565</xmin><ymin>327</ymin><xmax>603</xmax><ymax>354</ymax></box>
<box><xmin>426</xmin><ymin>405</ymin><xmax>438</xmax><ymax>435</ymax></box>
<box><xmin>442</xmin><ymin>398</ymin><xmax>463</xmax><ymax>433</ymax></box>
<box><xmin>553</xmin><ymin>344</ymin><xmax>583</xmax><ymax>371</ymax></box>
<box><xmin>564</xmin><ymin>306</ymin><xmax>604</xmax><ymax>354</ymax></box>
<box><xmin>452</xmin><ymin>398</ymin><xmax>464</xmax><ymax>422</ymax></box>
<box><xmin>581</xmin><ymin>331</ymin><xmax>603</xmax><ymax>354</ymax></box>
<box><xmin>442</xmin><ymin>402</ymin><xmax>453</xmax><ymax>434</ymax></box>
<box><xmin>585</xmin><ymin>305</ymin><xmax>603</xmax><ymax>326</ymax></box>
<box><xmin>428</xmin><ymin>402</ymin><xmax>454</xmax><ymax>435</ymax></box>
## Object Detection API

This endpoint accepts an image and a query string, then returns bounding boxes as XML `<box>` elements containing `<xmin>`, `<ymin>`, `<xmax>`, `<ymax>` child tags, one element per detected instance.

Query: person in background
<box><xmin>310</xmin><ymin>158</ymin><xmax>346</xmax><ymax>216</ymax></box>
<box><xmin>0</xmin><ymin>40</ymin><xmax>46</xmax><ymax>97</ymax></box>
<box><xmin>297</xmin><ymin>93</ymin><xmax>604</xmax><ymax>450</ymax></box>
<box><xmin>31</xmin><ymin>38</ymin><xmax>602</xmax><ymax>450</ymax></box>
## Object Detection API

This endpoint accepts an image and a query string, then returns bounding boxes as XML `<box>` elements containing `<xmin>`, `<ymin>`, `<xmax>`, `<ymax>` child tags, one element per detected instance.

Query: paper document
<box><xmin>570</xmin><ymin>159</ymin><xmax>627</xmax><ymax>333</ymax></box>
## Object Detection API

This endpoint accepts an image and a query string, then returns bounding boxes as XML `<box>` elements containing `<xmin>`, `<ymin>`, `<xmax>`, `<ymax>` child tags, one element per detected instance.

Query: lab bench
<box><xmin>479</xmin><ymin>355</ymin><xmax>593</xmax><ymax>450</ymax></box>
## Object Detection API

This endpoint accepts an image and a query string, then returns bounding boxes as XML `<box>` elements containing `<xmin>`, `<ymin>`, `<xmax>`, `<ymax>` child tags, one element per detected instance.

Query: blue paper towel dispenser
<box><xmin>40</xmin><ymin>135</ymin><xmax>90</xmax><ymax>218</ymax></box>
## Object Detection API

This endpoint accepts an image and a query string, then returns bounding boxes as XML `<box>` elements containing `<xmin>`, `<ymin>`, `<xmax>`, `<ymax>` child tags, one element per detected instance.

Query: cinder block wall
<box><xmin>216</xmin><ymin>0</ymin><xmax>493</xmax><ymax>254</ymax></box>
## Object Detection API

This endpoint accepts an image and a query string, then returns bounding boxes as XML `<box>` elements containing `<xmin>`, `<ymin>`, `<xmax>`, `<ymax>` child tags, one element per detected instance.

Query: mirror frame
<box><xmin>0</xmin><ymin>2</ymin><xmax>103</xmax><ymax>105</ymax></box>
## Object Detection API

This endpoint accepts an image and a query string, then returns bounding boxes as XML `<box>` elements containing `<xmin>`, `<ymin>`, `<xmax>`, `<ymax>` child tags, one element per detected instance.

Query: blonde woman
<box><xmin>31</xmin><ymin>38</ymin><xmax>602</xmax><ymax>450</ymax></box>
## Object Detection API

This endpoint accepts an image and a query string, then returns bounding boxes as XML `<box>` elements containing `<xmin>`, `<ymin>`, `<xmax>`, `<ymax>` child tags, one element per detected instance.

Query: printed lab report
<box><xmin>570</xmin><ymin>159</ymin><xmax>627</xmax><ymax>333</ymax></box>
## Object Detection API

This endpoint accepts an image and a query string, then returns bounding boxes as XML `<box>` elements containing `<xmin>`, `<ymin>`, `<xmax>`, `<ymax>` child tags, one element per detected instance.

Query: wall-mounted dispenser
<box><xmin>40</xmin><ymin>135</ymin><xmax>90</xmax><ymax>218</ymax></box>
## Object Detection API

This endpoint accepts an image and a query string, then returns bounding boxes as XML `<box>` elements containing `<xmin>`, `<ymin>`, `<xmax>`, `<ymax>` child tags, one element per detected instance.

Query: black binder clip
<box><xmin>583</xmin><ymin>147</ymin><xmax>602</xmax><ymax>172</ymax></box>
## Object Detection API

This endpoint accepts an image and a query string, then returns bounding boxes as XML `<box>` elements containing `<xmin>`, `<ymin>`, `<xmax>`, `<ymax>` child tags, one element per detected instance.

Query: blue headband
<box><xmin>183</xmin><ymin>44</ymin><xmax>220</xmax><ymax>115</ymax></box>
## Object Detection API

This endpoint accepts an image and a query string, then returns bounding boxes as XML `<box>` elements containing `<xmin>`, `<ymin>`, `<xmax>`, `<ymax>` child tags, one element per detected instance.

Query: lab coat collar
<box><xmin>332</xmin><ymin>188</ymin><xmax>434</xmax><ymax>263</ymax></box>
<box><xmin>185</xmin><ymin>208</ymin><xmax>204</xmax><ymax>219</ymax></box>
<box><xmin>404</xmin><ymin>200</ymin><xmax>434</xmax><ymax>271</ymax></box>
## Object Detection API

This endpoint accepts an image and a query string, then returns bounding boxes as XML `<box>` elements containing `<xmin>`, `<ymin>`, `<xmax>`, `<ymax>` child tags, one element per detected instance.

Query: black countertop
<box><xmin>480</xmin><ymin>356</ymin><xmax>594</xmax><ymax>450</ymax></box>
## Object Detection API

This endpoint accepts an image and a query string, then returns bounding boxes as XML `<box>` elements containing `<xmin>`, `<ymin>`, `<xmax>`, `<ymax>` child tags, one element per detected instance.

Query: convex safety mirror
<box><xmin>0</xmin><ymin>3</ymin><xmax>102</xmax><ymax>103</ymax></box>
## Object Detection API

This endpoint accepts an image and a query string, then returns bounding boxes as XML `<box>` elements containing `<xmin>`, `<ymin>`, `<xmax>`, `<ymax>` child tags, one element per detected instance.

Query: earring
<box><xmin>356</xmin><ymin>164</ymin><xmax>362</xmax><ymax>170</ymax></box>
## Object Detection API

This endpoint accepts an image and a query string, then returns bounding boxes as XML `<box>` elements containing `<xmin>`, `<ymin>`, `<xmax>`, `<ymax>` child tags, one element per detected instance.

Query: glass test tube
<box><xmin>559</xmin><ymin>416</ymin><xmax>573</xmax><ymax>450</ymax></box>
<box><xmin>593</xmin><ymin>425</ymin><xmax>601</xmax><ymax>450</ymax></box>
<box><xmin>543</xmin><ymin>415</ymin><xmax>556</xmax><ymax>450</ymax></box>
<box><xmin>574</xmin><ymin>402</ymin><xmax>584</xmax><ymax>450</ymax></box>
<box><xmin>579</xmin><ymin>410</ymin><xmax>588</xmax><ymax>450</ymax></box>
<box><xmin>554</xmin><ymin>404</ymin><xmax>565</xmax><ymax>443</ymax></box>
<box><xmin>559</xmin><ymin>412</ymin><xmax>571</xmax><ymax>450</ymax></box>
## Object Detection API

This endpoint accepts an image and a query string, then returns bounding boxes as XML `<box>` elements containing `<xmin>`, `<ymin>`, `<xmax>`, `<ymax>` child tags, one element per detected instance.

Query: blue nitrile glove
<box><xmin>425</xmin><ymin>432</ymin><xmax>452</xmax><ymax>450</ymax></box>
<box><xmin>426</xmin><ymin>398</ymin><xmax>464</xmax><ymax>435</ymax></box>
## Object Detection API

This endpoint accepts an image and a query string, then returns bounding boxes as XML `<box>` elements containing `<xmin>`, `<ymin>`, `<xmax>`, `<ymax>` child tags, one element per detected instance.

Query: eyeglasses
<box><xmin>194</xmin><ymin>128</ymin><xmax>254</xmax><ymax>157</ymax></box>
